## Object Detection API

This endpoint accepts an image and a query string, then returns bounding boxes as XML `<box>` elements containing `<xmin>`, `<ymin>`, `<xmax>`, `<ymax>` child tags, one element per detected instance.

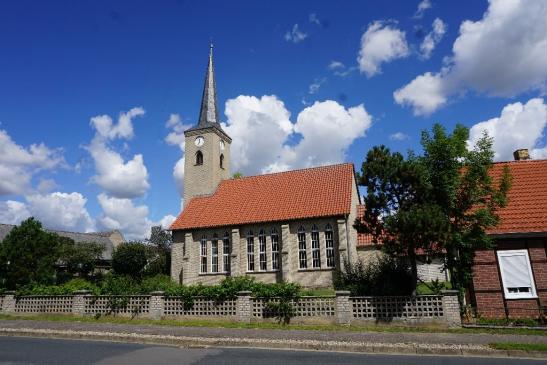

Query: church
<box><xmin>169</xmin><ymin>46</ymin><xmax>362</xmax><ymax>287</ymax></box>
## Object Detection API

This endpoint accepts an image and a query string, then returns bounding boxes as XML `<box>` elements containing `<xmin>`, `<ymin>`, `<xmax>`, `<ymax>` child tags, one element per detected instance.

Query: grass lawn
<box><xmin>0</xmin><ymin>313</ymin><xmax>545</xmax><ymax>336</ymax></box>
<box><xmin>489</xmin><ymin>343</ymin><xmax>547</xmax><ymax>352</ymax></box>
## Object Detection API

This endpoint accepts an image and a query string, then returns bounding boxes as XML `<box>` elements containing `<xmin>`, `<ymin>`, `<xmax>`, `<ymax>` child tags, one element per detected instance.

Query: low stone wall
<box><xmin>0</xmin><ymin>290</ymin><xmax>461</xmax><ymax>327</ymax></box>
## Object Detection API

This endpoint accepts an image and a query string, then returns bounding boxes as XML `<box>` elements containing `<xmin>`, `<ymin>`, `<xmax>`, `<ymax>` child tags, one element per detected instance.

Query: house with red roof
<box><xmin>471</xmin><ymin>151</ymin><xmax>547</xmax><ymax>319</ymax></box>
<box><xmin>170</xmin><ymin>47</ymin><xmax>361</xmax><ymax>287</ymax></box>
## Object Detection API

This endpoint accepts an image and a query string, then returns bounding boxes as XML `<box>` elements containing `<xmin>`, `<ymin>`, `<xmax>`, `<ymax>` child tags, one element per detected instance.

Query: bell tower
<box><xmin>183</xmin><ymin>44</ymin><xmax>231</xmax><ymax>206</ymax></box>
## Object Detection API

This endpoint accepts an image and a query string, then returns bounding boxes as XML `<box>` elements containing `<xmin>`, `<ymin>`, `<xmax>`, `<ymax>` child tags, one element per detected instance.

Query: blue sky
<box><xmin>1</xmin><ymin>0</ymin><xmax>546</xmax><ymax>239</ymax></box>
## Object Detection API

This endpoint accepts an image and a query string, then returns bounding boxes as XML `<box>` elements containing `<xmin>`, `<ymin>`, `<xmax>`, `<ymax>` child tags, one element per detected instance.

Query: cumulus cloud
<box><xmin>395</xmin><ymin>0</ymin><xmax>547</xmax><ymax>115</ymax></box>
<box><xmin>164</xmin><ymin>113</ymin><xmax>191</xmax><ymax>198</ymax></box>
<box><xmin>88</xmin><ymin>107</ymin><xmax>149</xmax><ymax>199</ymax></box>
<box><xmin>389</xmin><ymin>132</ymin><xmax>410</xmax><ymax>141</ymax></box>
<box><xmin>285</xmin><ymin>24</ymin><xmax>308</xmax><ymax>43</ymax></box>
<box><xmin>223</xmin><ymin>96</ymin><xmax>372</xmax><ymax>175</ymax></box>
<box><xmin>414</xmin><ymin>0</ymin><xmax>432</xmax><ymax>19</ymax></box>
<box><xmin>468</xmin><ymin>98</ymin><xmax>547</xmax><ymax>161</ymax></box>
<box><xmin>0</xmin><ymin>200</ymin><xmax>30</xmax><ymax>224</ymax></box>
<box><xmin>0</xmin><ymin>129</ymin><xmax>65</xmax><ymax>195</ymax></box>
<box><xmin>420</xmin><ymin>18</ymin><xmax>446</xmax><ymax>59</ymax></box>
<box><xmin>0</xmin><ymin>192</ymin><xmax>95</xmax><ymax>232</ymax></box>
<box><xmin>358</xmin><ymin>21</ymin><xmax>410</xmax><ymax>77</ymax></box>
<box><xmin>96</xmin><ymin>193</ymin><xmax>153</xmax><ymax>240</ymax></box>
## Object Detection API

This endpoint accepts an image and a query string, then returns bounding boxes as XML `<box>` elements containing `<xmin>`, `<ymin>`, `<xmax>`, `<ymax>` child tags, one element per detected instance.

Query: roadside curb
<box><xmin>1</xmin><ymin>327</ymin><xmax>546</xmax><ymax>359</ymax></box>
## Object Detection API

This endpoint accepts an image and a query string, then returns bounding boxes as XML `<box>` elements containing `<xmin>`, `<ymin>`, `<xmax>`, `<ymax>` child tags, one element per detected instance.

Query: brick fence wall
<box><xmin>0</xmin><ymin>290</ymin><xmax>461</xmax><ymax>327</ymax></box>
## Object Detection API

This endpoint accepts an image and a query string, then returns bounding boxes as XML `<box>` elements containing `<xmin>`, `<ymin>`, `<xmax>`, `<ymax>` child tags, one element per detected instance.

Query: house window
<box><xmin>325</xmin><ymin>224</ymin><xmax>335</xmax><ymax>268</ymax></box>
<box><xmin>311</xmin><ymin>225</ymin><xmax>321</xmax><ymax>268</ymax></box>
<box><xmin>271</xmin><ymin>228</ymin><xmax>280</xmax><ymax>271</ymax></box>
<box><xmin>497</xmin><ymin>250</ymin><xmax>537</xmax><ymax>299</ymax></box>
<box><xmin>220</xmin><ymin>154</ymin><xmax>224</xmax><ymax>169</ymax></box>
<box><xmin>196</xmin><ymin>151</ymin><xmax>203</xmax><ymax>165</ymax></box>
<box><xmin>222</xmin><ymin>231</ymin><xmax>230</xmax><ymax>273</ymax></box>
<box><xmin>247</xmin><ymin>230</ymin><xmax>255</xmax><ymax>271</ymax></box>
<box><xmin>259</xmin><ymin>229</ymin><xmax>267</xmax><ymax>271</ymax></box>
<box><xmin>298</xmin><ymin>226</ymin><xmax>307</xmax><ymax>269</ymax></box>
<box><xmin>200</xmin><ymin>235</ymin><xmax>207</xmax><ymax>273</ymax></box>
<box><xmin>211</xmin><ymin>234</ymin><xmax>219</xmax><ymax>273</ymax></box>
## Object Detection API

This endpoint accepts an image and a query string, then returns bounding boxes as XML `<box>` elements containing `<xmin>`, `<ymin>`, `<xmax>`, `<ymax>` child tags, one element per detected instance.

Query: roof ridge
<box><xmin>228</xmin><ymin>162</ymin><xmax>353</xmax><ymax>182</ymax></box>
<box><xmin>492</xmin><ymin>158</ymin><xmax>547</xmax><ymax>165</ymax></box>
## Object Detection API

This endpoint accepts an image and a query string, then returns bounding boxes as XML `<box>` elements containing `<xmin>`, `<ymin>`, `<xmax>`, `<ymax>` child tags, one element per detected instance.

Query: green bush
<box><xmin>99</xmin><ymin>274</ymin><xmax>141</xmax><ymax>295</ymax></box>
<box><xmin>140</xmin><ymin>274</ymin><xmax>178</xmax><ymax>293</ymax></box>
<box><xmin>112</xmin><ymin>242</ymin><xmax>148</xmax><ymax>279</ymax></box>
<box><xmin>334</xmin><ymin>256</ymin><xmax>415</xmax><ymax>296</ymax></box>
<box><xmin>16</xmin><ymin>278</ymin><xmax>100</xmax><ymax>296</ymax></box>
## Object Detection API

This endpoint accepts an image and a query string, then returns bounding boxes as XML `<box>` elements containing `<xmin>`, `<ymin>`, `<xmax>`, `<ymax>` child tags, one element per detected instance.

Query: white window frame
<box><xmin>200</xmin><ymin>235</ymin><xmax>207</xmax><ymax>274</ymax></box>
<box><xmin>271</xmin><ymin>228</ymin><xmax>280</xmax><ymax>271</ymax></box>
<box><xmin>325</xmin><ymin>224</ymin><xmax>335</xmax><ymax>268</ymax></box>
<box><xmin>298</xmin><ymin>226</ymin><xmax>307</xmax><ymax>269</ymax></box>
<box><xmin>222</xmin><ymin>231</ymin><xmax>230</xmax><ymax>273</ymax></box>
<box><xmin>311</xmin><ymin>225</ymin><xmax>321</xmax><ymax>268</ymax></box>
<box><xmin>211</xmin><ymin>235</ymin><xmax>219</xmax><ymax>273</ymax></box>
<box><xmin>247</xmin><ymin>230</ymin><xmax>255</xmax><ymax>272</ymax></box>
<box><xmin>497</xmin><ymin>249</ymin><xmax>537</xmax><ymax>299</ymax></box>
<box><xmin>258</xmin><ymin>229</ymin><xmax>267</xmax><ymax>271</ymax></box>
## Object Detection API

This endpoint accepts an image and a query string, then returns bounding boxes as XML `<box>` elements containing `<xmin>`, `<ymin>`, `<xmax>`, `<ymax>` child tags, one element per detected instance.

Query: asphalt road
<box><xmin>0</xmin><ymin>336</ymin><xmax>542</xmax><ymax>365</ymax></box>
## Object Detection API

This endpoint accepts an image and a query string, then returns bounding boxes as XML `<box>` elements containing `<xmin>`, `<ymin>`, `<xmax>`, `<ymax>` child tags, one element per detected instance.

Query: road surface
<box><xmin>0</xmin><ymin>336</ymin><xmax>542</xmax><ymax>364</ymax></box>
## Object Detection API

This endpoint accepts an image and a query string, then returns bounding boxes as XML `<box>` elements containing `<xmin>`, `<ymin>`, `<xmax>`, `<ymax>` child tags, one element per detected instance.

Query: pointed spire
<box><xmin>197</xmin><ymin>43</ymin><xmax>220</xmax><ymax>126</ymax></box>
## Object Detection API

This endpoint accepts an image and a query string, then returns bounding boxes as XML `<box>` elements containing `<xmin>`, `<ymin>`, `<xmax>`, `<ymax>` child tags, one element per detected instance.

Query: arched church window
<box><xmin>247</xmin><ymin>230</ymin><xmax>255</xmax><ymax>271</ymax></box>
<box><xmin>271</xmin><ymin>228</ymin><xmax>279</xmax><ymax>271</ymax></box>
<box><xmin>258</xmin><ymin>229</ymin><xmax>267</xmax><ymax>271</ymax></box>
<box><xmin>297</xmin><ymin>226</ymin><xmax>307</xmax><ymax>269</ymax></box>
<box><xmin>311</xmin><ymin>225</ymin><xmax>321</xmax><ymax>268</ymax></box>
<box><xmin>196</xmin><ymin>151</ymin><xmax>203</xmax><ymax>165</ymax></box>
<box><xmin>222</xmin><ymin>231</ymin><xmax>230</xmax><ymax>272</ymax></box>
<box><xmin>220</xmin><ymin>154</ymin><xmax>224</xmax><ymax>169</ymax></box>
<box><xmin>325</xmin><ymin>224</ymin><xmax>335</xmax><ymax>268</ymax></box>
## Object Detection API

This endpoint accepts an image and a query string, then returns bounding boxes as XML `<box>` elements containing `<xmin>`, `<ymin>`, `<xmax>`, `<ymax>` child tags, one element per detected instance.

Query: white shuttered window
<box><xmin>497</xmin><ymin>250</ymin><xmax>537</xmax><ymax>299</ymax></box>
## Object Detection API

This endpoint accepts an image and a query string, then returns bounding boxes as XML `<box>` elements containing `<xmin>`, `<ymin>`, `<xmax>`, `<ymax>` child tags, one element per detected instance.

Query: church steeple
<box><xmin>197</xmin><ymin>43</ymin><xmax>220</xmax><ymax>126</ymax></box>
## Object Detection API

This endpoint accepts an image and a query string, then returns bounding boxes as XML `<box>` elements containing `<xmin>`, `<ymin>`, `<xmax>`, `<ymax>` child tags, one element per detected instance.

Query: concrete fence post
<box><xmin>72</xmin><ymin>290</ymin><xmax>91</xmax><ymax>316</ymax></box>
<box><xmin>1</xmin><ymin>291</ymin><xmax>16</xmax><ymax>314</ymax></box>
<box><xmin>335</xmin><ymin>290</ymin><xmax>352</xmax><ymax>325</ymax></box>
<box><xmin>237</xmin><ymin>291</ymin><xmax>252</xmax><ymax>324</ymax></box>
<box><xmin>149</xmin><ymin>291</ymin><xmax>165</xmax><ymax>320</ymax></box>
<box><xmin>441</xmin><ymin>290</ymin><xmax>462</xmax><ymax>328</ymax></box>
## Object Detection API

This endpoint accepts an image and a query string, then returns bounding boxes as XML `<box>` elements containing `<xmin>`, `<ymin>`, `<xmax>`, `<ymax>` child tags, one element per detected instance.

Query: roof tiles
<box><xmin>170</xmin><ymin>163</ymin><xmax>355</xmax><ymax>230</ymax></box>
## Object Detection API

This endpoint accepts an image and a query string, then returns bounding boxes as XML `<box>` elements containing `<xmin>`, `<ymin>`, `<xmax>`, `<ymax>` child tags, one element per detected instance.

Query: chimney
<box><xmin>513</xmin><ymin>149</ymin><xmax>530</xmax><ymax>161</ymax></box>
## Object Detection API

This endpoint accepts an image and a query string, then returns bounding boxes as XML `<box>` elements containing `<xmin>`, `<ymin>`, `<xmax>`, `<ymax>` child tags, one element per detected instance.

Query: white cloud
<box><xmin>0</xmin><ymin>200</ymin><xmax>30</xmax><ymax>224</ymax></box>
<box><xmin>223</xmin><ymin>95</ymin><xmax>372</xmax><ymax>175</ymax></box>
<box><xmin>414</xmin><ymin>0</ymin><xmax>432</xmax><ymax>19</ymax></box>
<box><xmin>0</xmin><ymin>192</ymin><xmax>95</xmax><ymax>232</ymax></box>
<box><xmin>396</xmin><ymin>0</ymin><xmax>547</xmax><ymax>115</ymax></box>
<box><xmin>420</xmin><ymin>18</ymin><xmax>446</xmax><ymax>59</ymax></box>
<box><xmin>309</xmin><ymin>13</ymin><xmax>321</xmax><ymax>26</ymax></box>
<box><xmin>157</xmin><ymin>214</ymin><xmax>176</xmax><ymax>230</ymax></box>
<box><xmin>285</xmin><ymin>24</ymin><xmax>308</xmax><ymax>43</ymax></box>
<box><xmin>389</xmin><ymin>132</ymin><xmax>410</xmax><ymax>141</ymax></box>
<box><xmin>393</xmin><ymin>72</ymin><xmax>447</xmax><ymax>116</ymax></box>
<box><xmin>96</xmin><ymin>193</ymin><xmax>153</xmax><ymax>240</ymax></box>
<box><xmin>308</xmin><ymin>78</ymin><xmax>326</xmax><ymax>94</ymax></box>
<box><xmin>37</xmin><ymin>178</ymin><xmax>58</xmax><ymax>193</ymax></box>
<box><xmin>328</xmin><ymin>61</ymin><xmax>356</xmax><ymax>77</ymax></box>
<box><xmin>165</xmin><ymin>113</ymin><xmax>192</xmax><ymax>199</ymax></box>
<box><xmin>358</xmin><ymin>21</ymin><xmax>410</xmax><ymax>77</ymax></box>
<box><xmin>0</xmin><ymin>129</ymin><xmax>65</xmax><ymax>195</ymax></box>
<box><xmin>88</xmin><ymin>107</ymin><xmax>149</xmax><ymax>199</ymax></box>
<box><xmin>468</xmin><ymin>98</ymin><xmax>547</xmax><ymax>161</ymax></box>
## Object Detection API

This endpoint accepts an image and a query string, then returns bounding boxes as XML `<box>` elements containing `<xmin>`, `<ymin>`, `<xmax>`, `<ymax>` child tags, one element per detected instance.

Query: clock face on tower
<box><xmin>194</xmin><ymin>136</ymin><xmax>204</xmax><ymax>147</ymax></box>
<box><xmin>219</xmin><ymin>140</ymin><xmax>225</xmax><ymax>150</ymax></box>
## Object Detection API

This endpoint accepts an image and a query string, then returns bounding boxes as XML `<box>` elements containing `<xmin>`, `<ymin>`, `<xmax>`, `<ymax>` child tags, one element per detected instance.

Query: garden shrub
<box><xmin>335</xmin><ymin>256</ymin><xmax>415</xmax><ymax>296</ymax></box>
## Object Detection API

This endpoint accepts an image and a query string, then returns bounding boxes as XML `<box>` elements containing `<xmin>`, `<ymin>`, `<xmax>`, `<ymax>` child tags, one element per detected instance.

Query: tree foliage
<box><xmin>355</xmin><ymin>124</ymin><xmax>511</xmax><ymax>298</ymax></box>
<box><xmin>144</xmin><ymin>226</ymin><xmax>172</xmax><ymax>276</ymax></box>
<box><xmin>0</xmin><ymin>218</ymin><xmax>66</xmax><ymax>289</ymax></box>
<box><xmin>111</xmin><ymin>242</ymin><xmax>148</xmax><ymax>278</ymax></box>
<box><xmin>59</xmin><ymin>240</ymin><xmax>104</xmax><ymax>279</ymax></box>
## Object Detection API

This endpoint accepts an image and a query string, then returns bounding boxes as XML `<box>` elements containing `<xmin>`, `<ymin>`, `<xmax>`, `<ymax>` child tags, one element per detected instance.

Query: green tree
<box><xmin>144</xmin><ymin>226</ymin><xmax>172</xmax><ymax>276</ymax></box>
<box><xmin>59</xmin><ymin>240</ymin><xmax>105</xmax><ymax>279</ymax></box>
<box><xmin>355</xmin><ymin>124</ymin><xmax>511</xmax><ymax>297</ymax></box>
<box><xmin>0</xmin><ymin>218</ymin><xmax>67</xmax><ymax>289</ymax></box>
<box><xmin>111</xmin><ymin>242</ymin><xmax>148</xmax><ymax>279</ymax></box>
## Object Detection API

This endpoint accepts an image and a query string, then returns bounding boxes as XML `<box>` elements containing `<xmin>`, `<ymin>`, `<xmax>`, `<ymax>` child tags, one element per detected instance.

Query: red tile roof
<box><xmin>170</xmin><ymin>163</ymin><xmax>356</xmax><ymax>230</ymax></box>
<box><xmin>487</xmin><ymin>159</ymin><xmax>547</xmax><ymax>235</ymax></box>
<box><xmin>355</xmin><ymin>159</ymin><xmax>547</xmax><ymax>246</ymax></box>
